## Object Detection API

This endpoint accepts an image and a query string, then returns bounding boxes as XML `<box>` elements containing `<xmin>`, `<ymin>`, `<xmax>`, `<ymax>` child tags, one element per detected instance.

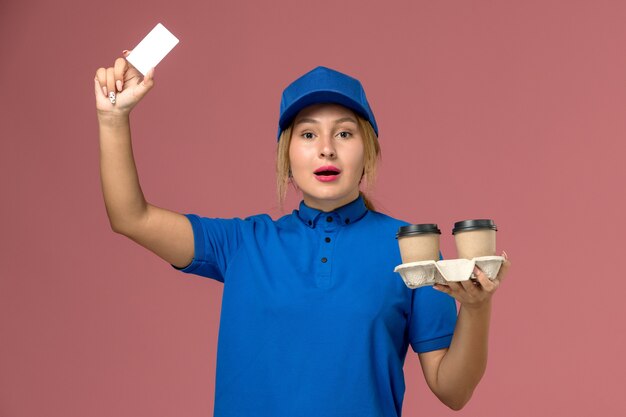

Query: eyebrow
<box><xmin>294</xmin><ymin>117</ymin><xmax>358</xmax><ymax>126</ymax></box>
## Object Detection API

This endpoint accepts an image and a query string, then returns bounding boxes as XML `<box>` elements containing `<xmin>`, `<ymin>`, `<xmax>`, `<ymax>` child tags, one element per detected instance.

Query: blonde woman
<box><xmin>94</xmin><ymin>58</ymin><xmax>511</xmax><ymax>416</ymax></box>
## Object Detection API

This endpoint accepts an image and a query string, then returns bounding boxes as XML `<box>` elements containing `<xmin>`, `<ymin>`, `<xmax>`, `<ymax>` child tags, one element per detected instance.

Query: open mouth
<box><xmin>314</xmin><ymin>166</ymin><xmax>341</xmax><ymax>176</ymax></box>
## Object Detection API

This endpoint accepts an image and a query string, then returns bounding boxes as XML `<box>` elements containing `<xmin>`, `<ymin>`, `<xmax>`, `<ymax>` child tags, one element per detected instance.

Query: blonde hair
<box><xmin>276</xmin><ymin>113</ymin><xmax>381</xmax><ymax>211</ymax></box>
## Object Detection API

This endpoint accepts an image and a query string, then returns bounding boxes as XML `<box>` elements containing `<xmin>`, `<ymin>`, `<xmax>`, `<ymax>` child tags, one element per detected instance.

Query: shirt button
<box><xmin>325</xmin><ymin>237</ymin><xmax>331</xmax><ymax>243</ymax></box>
<box><xmin>345</xmin><ymin>218</ymin><xmax>350</xmax><ymax>224</ymax></box>
<box><xmin>308</xmin><ymin>220</ymin><xmax>312</xmax><ymax>226</ymax></box>
<box><xmin>321</xmin><ymin>257</ymin><xmax>328</xmax><ymax>263</ymax></box>
<box><xmin>326</xmin><ymin>216</ymin><xmax>333</xmax><ymax>222</ymax></box>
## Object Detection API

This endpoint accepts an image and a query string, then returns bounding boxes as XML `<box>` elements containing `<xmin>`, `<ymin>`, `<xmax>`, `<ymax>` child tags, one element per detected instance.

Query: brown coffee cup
<box><xmin>396</xmin><ymin>224</ymin><xmax>441</xmax><ymax>263</ymax></box>
<box><xmin>452</xmin><ymin>219</ymin><xmax>497</xmax><ymax>259</ymax></box>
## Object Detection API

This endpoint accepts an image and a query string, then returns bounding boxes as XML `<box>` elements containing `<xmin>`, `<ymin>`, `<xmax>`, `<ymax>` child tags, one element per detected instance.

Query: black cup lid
<box><xmin>396</xmin><ymin>224</ymin><xmax>441</xmax><ymax>238</ymax></box>
<box><xmin>452</xmin><ymin>219</ymin><xmax>497</xmax><ymax>235</ymax></box>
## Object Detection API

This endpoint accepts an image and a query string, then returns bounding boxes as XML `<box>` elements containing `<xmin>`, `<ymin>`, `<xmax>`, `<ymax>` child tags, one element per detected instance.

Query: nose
<box><xmin>319</xmin><ymin>135</ymin><xmax>336</xmax><ymax>159</ymax></box>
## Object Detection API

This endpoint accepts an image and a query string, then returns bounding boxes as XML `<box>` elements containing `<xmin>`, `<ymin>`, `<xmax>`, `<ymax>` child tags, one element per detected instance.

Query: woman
<box><xmin>94</xmin><ymin>58</ymin><xmax>510</xmax><ymax>416</ymax></box>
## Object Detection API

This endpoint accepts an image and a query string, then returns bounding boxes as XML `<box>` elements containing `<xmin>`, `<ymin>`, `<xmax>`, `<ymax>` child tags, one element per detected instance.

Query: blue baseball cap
<box><xmin>277</xmin><ymin>66</ymin><xmax>379</xmax><ymax>140</ymax></box>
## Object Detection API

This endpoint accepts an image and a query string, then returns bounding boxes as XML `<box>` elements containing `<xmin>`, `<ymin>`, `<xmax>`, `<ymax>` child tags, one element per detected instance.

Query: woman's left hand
<box><xmin>433</xmin><ymin>251</ymin><xmax>511</xmax><ymax>308</ymax></box>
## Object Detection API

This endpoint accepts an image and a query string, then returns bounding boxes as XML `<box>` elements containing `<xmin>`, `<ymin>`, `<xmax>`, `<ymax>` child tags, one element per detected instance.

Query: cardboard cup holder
<box><xmin>393</xmin><ymin>256</ymin><xmax>504</xmax><ymax>289</ymax></box>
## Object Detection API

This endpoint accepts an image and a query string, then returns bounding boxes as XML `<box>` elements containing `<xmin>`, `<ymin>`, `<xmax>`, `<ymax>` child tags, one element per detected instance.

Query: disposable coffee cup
<box><xmin>452</xmin><ymin>219</ymin><xmax>497</xmax><ymax>259</ymax></box>
<box><xmin>396</xmin><ymin>224</ymin><xmax>441</xmax><ymax>264</ymax></box>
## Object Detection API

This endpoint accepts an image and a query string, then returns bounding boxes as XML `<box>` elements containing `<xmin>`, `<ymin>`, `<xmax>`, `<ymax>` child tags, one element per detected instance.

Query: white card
<box><xmin>126</xmin><ymin>23</ymin><xmax>179</xmax><ymax>75</ymax></box>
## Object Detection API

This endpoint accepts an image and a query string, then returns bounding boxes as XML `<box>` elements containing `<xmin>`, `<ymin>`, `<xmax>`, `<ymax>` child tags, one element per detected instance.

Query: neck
<box><xmin>303</xmin><ymin>190</ymin><xmax>360</xmax><ymax>212</ymax></box>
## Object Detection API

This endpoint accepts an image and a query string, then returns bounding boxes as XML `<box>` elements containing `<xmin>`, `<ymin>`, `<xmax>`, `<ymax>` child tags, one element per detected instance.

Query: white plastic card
<box><xmin>126</xmin><ymin>23</ymin><xmax>179</xmax><ymax>75</ymax></box>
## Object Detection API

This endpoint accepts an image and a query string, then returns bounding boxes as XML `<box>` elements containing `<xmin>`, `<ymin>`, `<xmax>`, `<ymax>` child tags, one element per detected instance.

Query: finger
<box><xmin>122</xmin><ymin>49</ymin><xmax>141</xmax><ymax>73</ymax></box>
<box><xmin>496</xmin><ymin>258</ymin><xmax>511</xmax><ymax>282</ymax></box>
<box><xmin>122</xmin><ymin>50</ymin><xmax>140</xmax><ymax>73</ymax></box>
<box><xmin>106</xmin><ymin>67</ymin><xmax>116</xmax><ymax>101</ymax></box>
<box><xmin>96</xmin><ymin>67</ymin><xmax>107</xmax><ymax>96</ymax></box>
<box><xmin>433</xmin><ymin>283</ymin><xmax>451</xmax><ymax>294</ymax></box>
<box><xmin>460</xmin><ymin>279</ymin><xmax>480</xmax><ymax>294</ymax></box>
<box><xmin>114</xmin><ymin>57</ymin><xmax>127</xmax><ymax>92</ymax></box>
<box><xmin>142</xmin><ymin>67</ymin><xmax>155</xmax><ymax>86</ymax></box>
<box><xmin>446</xmin><ymin>282</ymin><xmax>464</xmax><ymax>294</ymax></box>
<box><xmin>94</xmin><ymin>76</ymin><xmax>106</xmax><ymax>100</ymax></box>
<box><xmin>124</xmin><ymin>67</ymin><xmax>155</xmax><ymax>103</ymax></box>
<box><xmin>474</xmin><ymin>266</ymin><xmax>497</xmax><ymax>292</ymax></box>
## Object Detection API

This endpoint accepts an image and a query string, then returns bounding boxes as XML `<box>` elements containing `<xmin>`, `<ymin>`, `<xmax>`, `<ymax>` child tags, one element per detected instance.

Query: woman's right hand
<box><xmin>94</xmin><ymin>50</ymin><xmax>155</xmax><ymax>117</ymax></box>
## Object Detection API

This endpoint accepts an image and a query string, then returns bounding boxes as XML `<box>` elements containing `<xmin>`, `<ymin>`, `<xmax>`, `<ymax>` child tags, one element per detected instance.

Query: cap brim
<box><xmin>277</xmin><ymin>91</ymin><xmax>371</xmax><ymax>139</ymax></box>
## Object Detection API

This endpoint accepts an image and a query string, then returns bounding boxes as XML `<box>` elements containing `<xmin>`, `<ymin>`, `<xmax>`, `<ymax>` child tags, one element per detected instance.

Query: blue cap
<box><xmin>277</xmin><ymin>66</ymin><xmax>379</xmax><ymax>140</ymax></box>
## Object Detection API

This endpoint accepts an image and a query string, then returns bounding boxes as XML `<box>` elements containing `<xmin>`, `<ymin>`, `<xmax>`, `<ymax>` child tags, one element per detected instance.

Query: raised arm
<box><xmin>94</xmin><ymin>52</ymin><xmax>193</xmax><ymax>269</ymax></box>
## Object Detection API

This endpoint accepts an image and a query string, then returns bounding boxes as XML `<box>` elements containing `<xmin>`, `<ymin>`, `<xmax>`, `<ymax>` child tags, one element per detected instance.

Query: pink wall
<box><xmin>1</xmin><ymin>0</ymin><xmax>625</xmax><ymax>415</ymax></box>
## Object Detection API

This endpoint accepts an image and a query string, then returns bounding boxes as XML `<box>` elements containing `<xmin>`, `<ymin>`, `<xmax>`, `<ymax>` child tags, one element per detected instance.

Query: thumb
<box><xmin>144</xmin><ymin>67</ymin><xmax>155</xmax><ymax>83</ymax></box>
<box><xmin>133</xmin><ymin>68</ymin><xmax>155</xmax><ymax>100</ymax></box>
<box><xmin>141</xmin><ymin>67</ymin><xmax>155</xmax><ymax>88</ymax></box>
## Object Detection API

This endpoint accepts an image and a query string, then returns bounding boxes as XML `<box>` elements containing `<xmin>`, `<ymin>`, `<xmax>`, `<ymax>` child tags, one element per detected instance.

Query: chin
<box><xmin>308</xmin><ymin>190</ymin><xmax>359</xmax><ymax>204</ymax></box>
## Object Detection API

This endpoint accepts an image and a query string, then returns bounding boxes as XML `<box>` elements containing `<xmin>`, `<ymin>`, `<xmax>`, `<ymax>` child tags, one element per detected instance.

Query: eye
<box><xmin>302</xmin><ymin>132</ymin><xmax>315</xmax><ymax>139</ymax></box>
<box><xmin>337</xmin><ymin>131</ymin><xmax>352</xmax><ymax>139</ymax></box>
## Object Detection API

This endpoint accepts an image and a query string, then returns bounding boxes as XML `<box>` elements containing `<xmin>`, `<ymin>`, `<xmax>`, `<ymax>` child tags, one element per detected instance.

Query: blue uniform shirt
<box><xmin>175</xmin><ymin>196</ymin><xmax>457</xmax><ymax>417</ymax></box>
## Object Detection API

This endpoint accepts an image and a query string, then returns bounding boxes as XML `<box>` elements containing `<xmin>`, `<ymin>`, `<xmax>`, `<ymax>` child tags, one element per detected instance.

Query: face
<box><xmin>289</xmin><ymin>103</ymin><xmax>365</xmax><ymax>212</ymax></box>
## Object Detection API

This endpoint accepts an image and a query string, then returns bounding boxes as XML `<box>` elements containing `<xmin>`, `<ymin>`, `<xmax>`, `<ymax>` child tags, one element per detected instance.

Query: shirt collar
<box><xmin>296</xmin><ymin>195</ymin><xmax>368</xmax><ymax>228</ymax></box>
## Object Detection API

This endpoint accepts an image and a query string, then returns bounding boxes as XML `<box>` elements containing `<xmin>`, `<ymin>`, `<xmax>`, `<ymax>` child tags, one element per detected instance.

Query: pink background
<box><xmin>1</xmin><ymin>0</ymin><xmax>625</xmax><ymax>415</ymax></box>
